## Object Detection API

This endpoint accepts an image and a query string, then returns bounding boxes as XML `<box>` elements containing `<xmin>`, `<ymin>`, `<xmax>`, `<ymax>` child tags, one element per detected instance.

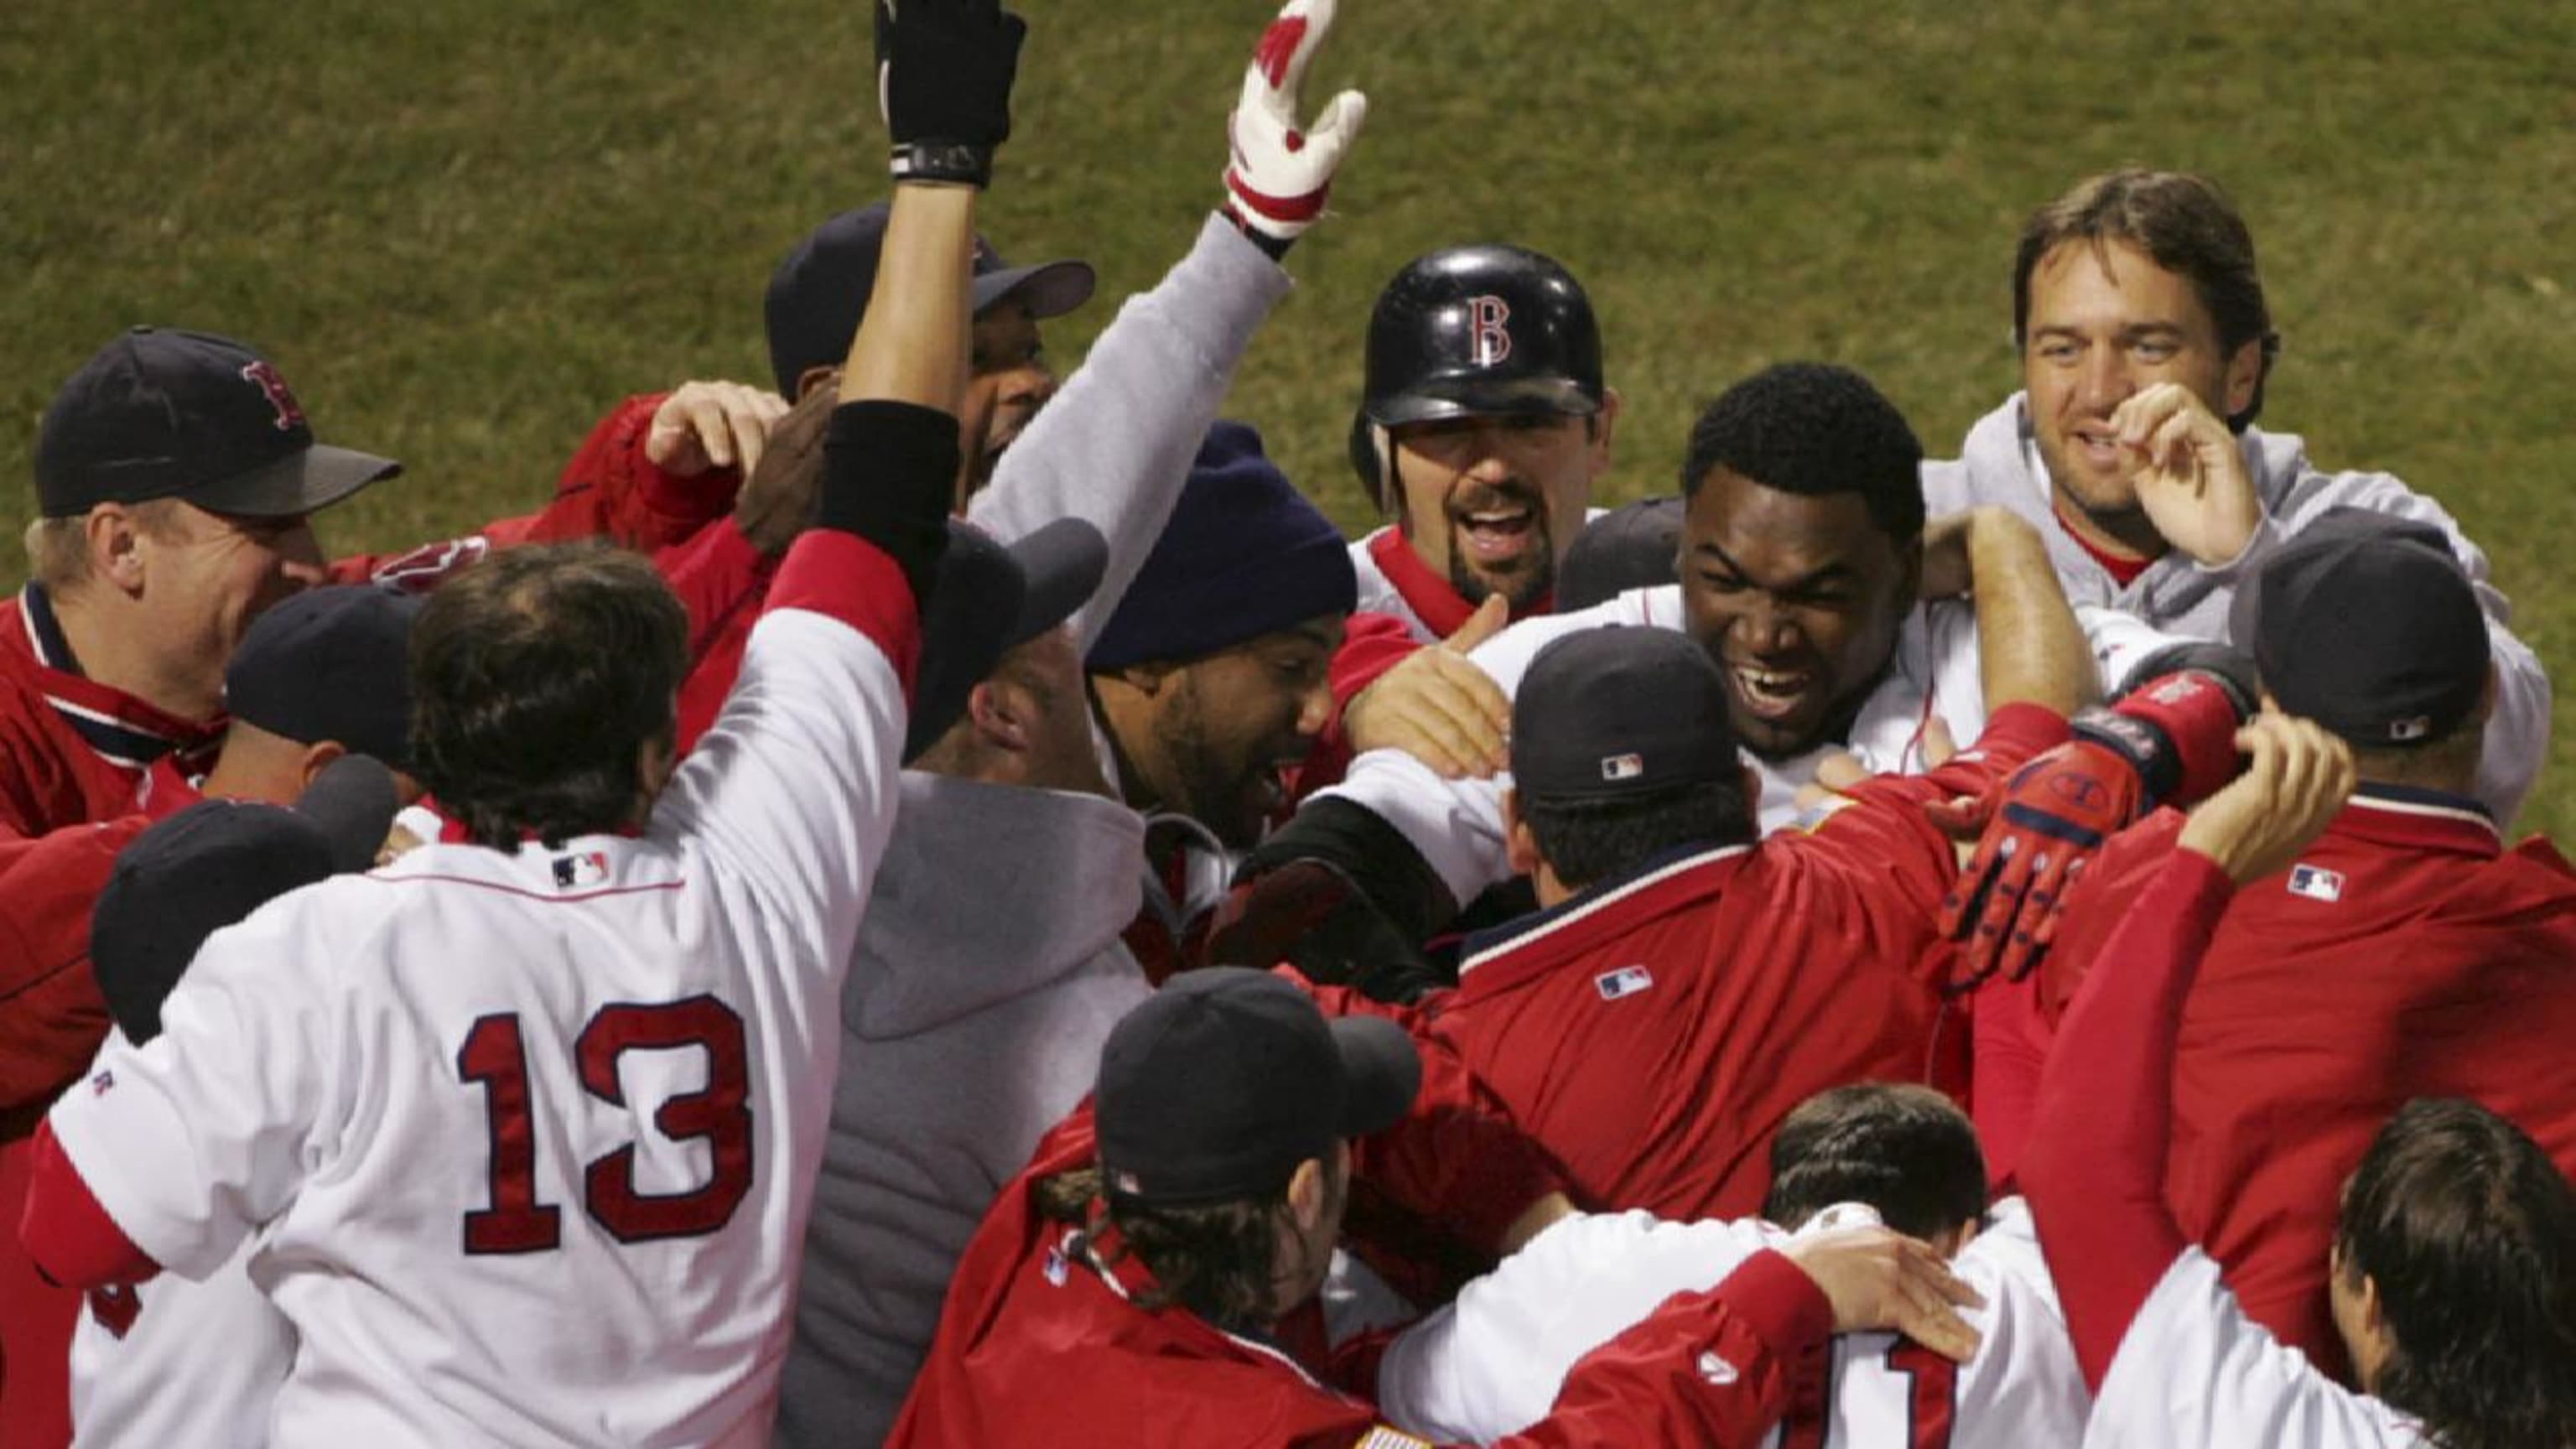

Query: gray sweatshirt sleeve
<box><xmin>966</xmin><ymin>214</ymin><xmax>1295</xmax><ymax>651</ymax></box>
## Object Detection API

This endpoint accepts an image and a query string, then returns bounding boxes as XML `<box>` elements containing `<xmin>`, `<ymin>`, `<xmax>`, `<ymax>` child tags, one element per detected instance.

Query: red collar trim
<box><xmin>2049</xmin><ymin>497</ymin><xmax>2158</xmax><ymax>587</ymax></box>
<box><xmin>1366</xmin><ymin>529</ymin><xmax>1553</xmax><ymax>637</ymax></box>
<box><xmin>5</xmin><ymin>588</ymin><xmax>223</xmax><ymax>771</ymax></box>
<box><xmin>1457</xmin><ymin>843</ymin><xmax>1753</xmax><ymax>991</ymax></box>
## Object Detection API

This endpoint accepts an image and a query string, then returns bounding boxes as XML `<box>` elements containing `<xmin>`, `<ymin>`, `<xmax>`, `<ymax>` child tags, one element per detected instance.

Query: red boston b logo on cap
<box><xmin>239</xmin><ymin>360</ymin><xmax>306</xmax><ymax>432</ymax></box>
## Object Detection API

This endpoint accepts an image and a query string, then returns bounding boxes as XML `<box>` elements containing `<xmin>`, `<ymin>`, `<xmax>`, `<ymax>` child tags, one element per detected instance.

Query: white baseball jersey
<box><xmin>68</xmin><ymin>1035</ymin><xmax>294</xmax><ymax>1448</ymax></box>
<box><xmin>1377</xmin><ymin>1198</ymin><xmax>2087</xmax><ymax>1447</ymax></box>
<box><xmin>2084</xmin><ymin>1248</ymin><xmax>2428</xmax><ymax>1448</ymax></box>
<box><xmin>1311</xmin><ymin>584</ymin><xmax>1986</xmax><ymax>910</ymax></box>
<box><xmin>45</xmin><ymin>596</ymin><xmax>912</xmax><ymax>1447</ymax></box>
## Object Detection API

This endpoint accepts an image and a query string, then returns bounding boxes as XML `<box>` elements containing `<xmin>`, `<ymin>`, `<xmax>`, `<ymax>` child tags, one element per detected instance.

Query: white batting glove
<box><xmin>1223</xmin><ymin>0</ymin><xmax>1368</xmax><ymax>243</ymax></box>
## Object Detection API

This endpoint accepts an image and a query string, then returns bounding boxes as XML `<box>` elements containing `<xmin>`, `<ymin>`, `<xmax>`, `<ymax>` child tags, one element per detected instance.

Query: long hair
<box><xmin>1035</xmin><ymin>1161</ymin><xmax>1343</xmax><ymax>1336</ymax></box>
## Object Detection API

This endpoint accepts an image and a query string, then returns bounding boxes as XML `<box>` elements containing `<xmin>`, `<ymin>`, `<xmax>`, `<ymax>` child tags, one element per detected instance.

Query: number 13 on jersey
<box><xmin>456</xmin><ymin>994</ymin><xmax>754</xmax><ymax>1253</ymax></box>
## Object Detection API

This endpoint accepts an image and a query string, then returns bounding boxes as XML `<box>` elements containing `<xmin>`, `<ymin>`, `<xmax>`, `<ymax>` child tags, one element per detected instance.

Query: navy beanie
<box><xmin>1088</xmin><ymin>422</ymin><xmax>1357</xmax><ymax>671</ymax></box>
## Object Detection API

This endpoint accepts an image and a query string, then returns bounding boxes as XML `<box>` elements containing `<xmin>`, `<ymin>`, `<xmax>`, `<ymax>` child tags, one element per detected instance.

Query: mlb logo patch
<box><xmin>1595</xmin><ymin>964</ymin><xmax>1654</xmax><ymax>1001</ymax></box>
<box><xmin>1599</xmin><ymin>752</ymin><xmax>1645</xmax><ymax>782</ymax></box>
<box><xmin>1043</xmin><ymin>1242</ymin><xmax>1071</xmax><ymax>1287</ymax></box>
<box><xmin>552</xmin><ymin>851</ymin><xmax>610</xmax><ymax>890</ymax></box>
<box><xmin>2287</xmin><ymin>862</ymin><xmax>2345</xmax><ymax>903</ymax></box>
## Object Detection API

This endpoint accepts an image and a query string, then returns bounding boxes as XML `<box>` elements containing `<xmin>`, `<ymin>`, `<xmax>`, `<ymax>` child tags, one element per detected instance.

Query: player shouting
<box><xmin>15</xmin><ymin>0</ymin><xmax>1026</xmax><ymax>1441</ymax></box>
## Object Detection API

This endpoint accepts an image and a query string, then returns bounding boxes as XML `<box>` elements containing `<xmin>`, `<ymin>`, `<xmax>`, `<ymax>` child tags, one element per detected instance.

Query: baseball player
<box><xmin>14</xmin><ymin>4</ymin><xmax>1015</xmax><ymax>1436</ymax></box>
<box><xmin>67</xmin><ymin>767</ymin><xmax>396</xmax><ymax>1447</ymax></box>
<box><xmin>1975</xmin><ymin>512</ymin><xmax>2576</xmax><ymax>1381</ymax></box>
<box><xmin>2022</xmin><ymin>711</ymin><xmax>2576</xmax><ymax>1447</ymax></box>
<box><xmin>1376</xmin><ymin>1085</ymin><xmax>2089</xmax><ymax>1446</ymax></box>
<box><xmin>1920</xmin><ymin>168</ymin><xmax>2548</xmax><ymax>829</ymax></box>
<box><xmin>886</xmin><ymin>969</ymin><xmax>1985</xmax><ymax>1447</ymax></box>
<box><xmin>1224</xmin><ymin>363</ymin><xmax>2093</xmax><ymax>973</ymax></box>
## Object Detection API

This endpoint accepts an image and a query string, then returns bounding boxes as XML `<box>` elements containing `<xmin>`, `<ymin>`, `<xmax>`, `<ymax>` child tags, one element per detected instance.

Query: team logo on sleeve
<box><xmin>552</xmin><ymin>851</ymin><xmax>611</xmax><ymax>890</ymax></box>
<box><xmin>1696</xmin><ymin>1350</ymin><xmax>1739</xmax><ymax>1385</ymax></box>
<box><xmin>1595</xmin><ymin>964</ymin><xmax>1654</xmax><ymax>1001</ymax></box>
<box><xmin>2286</xmin><ymin>862</ymin><xmax>2346</xmax><ymax>903</ymax></box>
<box><xmin>89</xmin><ymin>1068</ymin><xmax>116</xmax><ymax>1096</ymax></box>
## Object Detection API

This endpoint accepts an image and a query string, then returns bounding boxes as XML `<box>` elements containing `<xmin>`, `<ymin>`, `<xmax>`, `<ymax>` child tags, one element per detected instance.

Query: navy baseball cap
<box><xmin>224</xmin><ymin>585</ymin><xmax>424</xmax><ymax>770</ymax></box>
<box><xmin>2230</xmin><ymin>507</ymin><xmax>2490</xmax><ymax>748</ymax></box>
<box><xmin>1512</xmin><ymin>627</ymin><xmax>1742</xmax><ymax>799</ymax></box>
<box><xmin>91</xmin><ymin>756</ymin><xmax>399</xmax><ymax>1044</ymax></box>
<box><xmin>1094</xmin><ymin>968</ymin><xmax>1421</xmax><ymax>1208</ymax></box>
<box><xmin>905</xmin><ymin>516</ymin><xmax>1109</xmax><ymax>762</ymax></box>
<box><xmin>1556</xmin><ymin>497</ymin><xmax>1684</xmax><ymax>612</ymax></box>
<box><xmin>763</xmin><ymin>205</ymin><xmax>1094</xmax><ymax>398</ymax></box>
<box><xmin>35</xmin><ymin>328</ymin><xmax>400</xmax><ymax>519</ymax></box>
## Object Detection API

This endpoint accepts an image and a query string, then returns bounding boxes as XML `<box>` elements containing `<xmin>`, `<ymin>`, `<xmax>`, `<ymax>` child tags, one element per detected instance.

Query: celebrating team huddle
<box><xmin>3</xmin><ymin>0</ymin><xmax>2571</xmax><ymax>1446</ymax></box>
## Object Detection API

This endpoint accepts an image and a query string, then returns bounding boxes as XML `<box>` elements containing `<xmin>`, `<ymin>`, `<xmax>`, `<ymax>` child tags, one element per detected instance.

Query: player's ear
<box><xmin>967</xmin><ymin>679</ymin><xmax>1033</xmax><ymax>756</ymax></box>
<box><xmin>1502</xmin><ymin>788</ymin><xmax>1543</xmax><ymax>877</ymax></box>
<box><xmin>86</xmin><ymin>503</ymin><xmax>148</xmax><ymax>595</ymax></box>
<box><xmin>1285</xmin><ymin>1155</ymin><xmax>1330</xmax><ymax>1233</ymax></box>
<box><xmin>297</xmin><ymin>739</ymin><xmax>349</xmax><ymax>791</ymax></box>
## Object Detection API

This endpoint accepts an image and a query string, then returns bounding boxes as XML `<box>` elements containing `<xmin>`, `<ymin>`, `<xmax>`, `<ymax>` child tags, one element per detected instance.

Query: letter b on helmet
<box><xmin>1348</xmin><ymin>244</ymin><xmax>1603</xmax><ymax>509</ymax></box>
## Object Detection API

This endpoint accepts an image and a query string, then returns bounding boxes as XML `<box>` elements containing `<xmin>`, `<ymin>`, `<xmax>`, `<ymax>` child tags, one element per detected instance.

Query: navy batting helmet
<box><xmin>1348</xmin><ymin>245</ymin><xmax>1604</xmax><ymax>510</ymax></box>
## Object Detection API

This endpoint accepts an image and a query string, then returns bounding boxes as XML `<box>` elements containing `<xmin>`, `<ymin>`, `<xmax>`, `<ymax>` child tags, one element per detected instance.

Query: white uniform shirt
<box><xmin>1311</xmin><ymin>584</ymin><xmax>1985</xmax><ymax>910</ymax></box>
<box><xmin>2084</xmin><ymin>1249</ymin><xmax>2428</xmax><ymax>1448</ymax></box>
<box><xmin>1378</xmin><ymin>1198</ymin><xmax>2086</xmax><ymax>1446</ymax></box>
<box><xmin>67</xmin><ymin>1030</ymin><xmax>293</xmax><ymax>1448</ymax></box>
<box><xmin>45</xmin><ymin>602</ymin><xmax>911</xmax><ymax>1447</ymax></box>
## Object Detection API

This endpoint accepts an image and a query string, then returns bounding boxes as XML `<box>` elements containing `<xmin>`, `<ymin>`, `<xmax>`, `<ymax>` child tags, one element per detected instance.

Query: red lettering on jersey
<box><xmin>1886</xmin><ymin>1338</ymin><xmax>1958</xmax><ymax>1448</ymax></box>
<box><xmin>237</xmin><ymin>360</ymin><xmax>306</xmax><ymax>432</ymax></box>
<box><xmin>459</xmin><ymin>1013</ymin><xmax>564</xmax><ymax>1254</ymax></box>
<box><xmin>1467</xmin><ymin>295</ymin><xmax>1513</xmax><ymax>367</ymax></box>
<box><xmin>87</xmin><ymin>1283</ymin><xmax>143</xmax><ymax>1339</ymax></box>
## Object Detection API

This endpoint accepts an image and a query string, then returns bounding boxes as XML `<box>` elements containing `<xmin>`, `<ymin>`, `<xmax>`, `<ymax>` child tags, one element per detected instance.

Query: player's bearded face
<box><xmin>2022</xmin><ymin>238</ymin><xmax>2259</xmax><ymax>538</ymax></box>
<box><xmin>1152</xmin><ymin>615</ymin><xmax>1343</xmax><ymax>848</ymax></box>
<box><xmin>1679</xmin><ymin>467</ymin><xmax>1912</xmax><ymax>761</ymax></box>
<box><xmin>1392</xmin><ymin>413</ymin><xmax>1605</xmax><ymax>610</ymax></box>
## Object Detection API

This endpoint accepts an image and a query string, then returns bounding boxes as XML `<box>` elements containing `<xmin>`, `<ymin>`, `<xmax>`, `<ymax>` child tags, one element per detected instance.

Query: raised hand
<box><xmin>2112</xmin><ymin>382</ymin><xmax>2262</xmax><ymax>567</ymax></box>
<box><xmin>1223</xmin><ymin>0</ymin><xmax>1368</xmax><ymax>245</ymax></box>
<box><xmin>2176</xmin><ymin>712</ymin><xmax>2355</xmax><ymax>885</ymax></box>
<box><xmin>647</xmin><ymin>380</ymin><xmax>790</xmax><ymax>480</ymax></box>
<box><xmin>876</xmin><ymin>0</ymin><xmax>1029</xmax><ymax>188</ymax></box>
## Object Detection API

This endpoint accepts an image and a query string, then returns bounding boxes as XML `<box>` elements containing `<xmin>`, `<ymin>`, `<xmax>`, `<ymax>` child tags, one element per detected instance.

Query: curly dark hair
<box><xmin>2334</xmin><ymin>1097</ymin><xmax>2576</xmax><ymax>1449</ymax></box>
<box><xmin>2011</xmin><ymin>169</ymin><xmax>2279</xmax><ymax>430</ymax></box>
<box><xmin>1678</xmin><ymin>362</ymin><xmax>1925</xmax><ymax>543</ymax></box>
<box><xmin>1763</xmin><ymin>1083</ymin><xmax>1987</xmax><ymax>1241</ymax></box>
<box><xmin>1035</xmin><ymin>1161</ymin><xmax>1343</xmax><ymax>1336</ymax></box>
<box><xmin>409</xmin><ymin>542</ymin><xmax>688</xmax><ymax>852</ymax></box>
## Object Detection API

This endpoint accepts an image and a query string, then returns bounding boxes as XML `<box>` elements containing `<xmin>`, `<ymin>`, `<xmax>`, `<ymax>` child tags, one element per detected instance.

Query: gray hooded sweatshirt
<box><xmin>774</xmin><ymin>214</ymin><xmax>1294</xmax><ymax>1447</ymax></box>
<box><xmin>1922</xmin><ymin>392</ymin><xmax>2549</xmax><ymax>825</ymax></box>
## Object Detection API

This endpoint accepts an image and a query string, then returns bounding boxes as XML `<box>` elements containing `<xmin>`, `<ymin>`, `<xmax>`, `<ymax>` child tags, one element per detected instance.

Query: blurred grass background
<box><xmin>4</xmin><ymin>0</ymin><xmax>2571</xmax><ymax>828</ymax></box>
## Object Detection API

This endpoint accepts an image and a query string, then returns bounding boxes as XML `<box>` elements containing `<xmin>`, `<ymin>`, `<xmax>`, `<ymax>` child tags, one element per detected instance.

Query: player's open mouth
<box><xmin>1456</xmin><ymin>506</ymin><xmax>1536</xmax><ymax>564</ymax></box>
<box><xmin>1728</xmin><ymin>664</ymin><xmax>1813</xmax><ymax>723</ymax></box>
<box><xmin>2070</xmin><ymin>423</ymin><xmax>2123</xmax><ymax>470</ymax></box>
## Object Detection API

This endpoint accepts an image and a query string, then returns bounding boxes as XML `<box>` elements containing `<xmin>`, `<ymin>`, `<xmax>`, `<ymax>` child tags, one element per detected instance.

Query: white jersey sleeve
<box><xmin>2085</xmin><ymin>1248</ymin><xmax>2431</xmax><ymax>1449</ymax></box>
<box><xmin>70</xmin><ymin>1234</ymin><xmax>293</xmax><ymax>1449</ymax></box>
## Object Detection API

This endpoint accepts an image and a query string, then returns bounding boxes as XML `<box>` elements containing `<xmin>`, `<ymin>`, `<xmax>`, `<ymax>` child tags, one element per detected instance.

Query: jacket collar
<box><xmin>1458</xmin><ymin>839</ymin><xmax>1753</xmax><ymax>985</ymax></box>
<box><xmin>2329</xmin><ymin>782</ymin><xmax>2501</xmax><ymax>858</ymax></box>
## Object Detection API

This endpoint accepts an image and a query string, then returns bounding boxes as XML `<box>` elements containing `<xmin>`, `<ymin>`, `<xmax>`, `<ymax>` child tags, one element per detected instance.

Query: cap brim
<box><xmin>1004</xmin><ymin>517</ymin><xmax>1109</xmax><ymax>647</ymax></box>
<box><xmin>1368</xmin><ymin>377</ymin><xmax>1602</xmax><ymax>428</ymax></box>
<box><xmin>1329</xmin><ymin>1014</ymin><xmax>1422</xmax><ymax>1141</ymax></box>
<box><xmin>190</xmin><ymin>443</ymin><xmax>402</xmax><ymax>519</ymax></box>
<box><xmin>974</xmin><ymin>260</ymin><xmax>1096</xmax><ymax>321</ymax></box>
<box><xmin>292</xmin><ymin>755</ymin><xmax>400</xmax><ymax>872</ymax></box>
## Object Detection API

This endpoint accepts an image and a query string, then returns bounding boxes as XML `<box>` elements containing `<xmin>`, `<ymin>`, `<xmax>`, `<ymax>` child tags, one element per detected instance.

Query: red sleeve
<box><xmin>2035</xmin><ymin>810</ymin><xmax>2185</xmax><ymax>1028</ymax></box>
<box><xmin>17</xmin><ymin>1120</ymin><xmax>158</xmax><ymax>1289</ymax></box>
<box><xmin>1493</xmin><ymin>1249</ymin><xmax>1833</xmax><ymax>1448</ymax></box>
<box><xmin>533</xmin><ymin>392</ymin><xmax>745</xmax><ymax>552</ymax></box>
<box><xmin>1969</xmin><ymin>973</ymin><xmax>2053</xmax><ymax>1192</ymax></box>
<box><xmin>0</xmin><ymin>820</ymin><xmax>145</xmax><ymax>1132</ymax></box>
<box><xmin>2020</xmin><ymin>849</ymin><xmax>2234</xmax><ymax>1389</ymax></box>
<box><xmin>1302</xmin><ymin>976</ymin><xmax>1566</xmax><ymax>1258</ymax></box>
<box><xmin>654</xmin><ymin>522</ymin><xmax>776</xmax><ymax>756</ymax></box>
<box><xmin>765</xmin><ymin>529</ymin><xmax>922</xmax><ymax>698</ymax></box>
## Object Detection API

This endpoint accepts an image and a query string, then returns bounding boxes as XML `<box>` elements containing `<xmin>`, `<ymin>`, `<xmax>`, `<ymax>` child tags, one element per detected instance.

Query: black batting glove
<box><xmin>876</xmin><ymin>0</ymin><xmax>1027</xmax><ymax>188</ymax></box>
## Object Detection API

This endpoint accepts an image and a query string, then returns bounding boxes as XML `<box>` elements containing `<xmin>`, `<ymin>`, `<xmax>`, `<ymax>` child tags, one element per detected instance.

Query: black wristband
<box><xmin>2072</xmin><ymin>706</ymin><xmax>2178</xmax><ymax>804</ymax></box>
<box><xmin>1238</xmin><ymin>797</ymin><xmax>1459</xmax><ymax>942</ymax></box>
<box><xmin>819</xmin><ymin>400</ymin><xmax>958</xmax><ymax>606</ymax></box>
<box><xmin>890</xmin><ymin>143</ymin><xmax>993</xmax><ymax>189</ymax></box>
<box><xmin>1223</xmin><ymin>207</ymin><xmax>1296</xmax><ymax>262</ymax></box>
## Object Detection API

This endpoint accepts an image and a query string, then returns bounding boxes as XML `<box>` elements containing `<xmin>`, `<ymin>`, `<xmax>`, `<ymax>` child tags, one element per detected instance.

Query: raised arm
<box><xmin>2021</xmin><ymin>713</ymin><xmax>2352</xmax><ymax>1389</ymax></box>
<box><xmin>1923</xmin><ymin>505</ymin><xmax>2096</xmax><ymax>717</ymax></box>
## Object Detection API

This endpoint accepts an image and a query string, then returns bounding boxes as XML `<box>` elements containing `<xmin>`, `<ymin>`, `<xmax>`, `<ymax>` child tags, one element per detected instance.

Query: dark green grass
<box><xmin>7</xmin><ymin>0</ymin><xmax>2572</xmax><ymax>828</ymax></box>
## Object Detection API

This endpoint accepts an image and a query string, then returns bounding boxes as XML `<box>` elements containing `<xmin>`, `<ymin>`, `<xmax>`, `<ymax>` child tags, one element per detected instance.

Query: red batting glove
<box><xmin>1938</xmin><ymin>668</ymin><xmax>2251</xmax><ymax>987</ymax></box>
<box><xmin>1222</xmin><ymin>0</ymin><xmax>1368</xmax><ymax>244</ymax></box>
